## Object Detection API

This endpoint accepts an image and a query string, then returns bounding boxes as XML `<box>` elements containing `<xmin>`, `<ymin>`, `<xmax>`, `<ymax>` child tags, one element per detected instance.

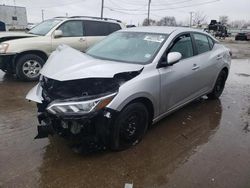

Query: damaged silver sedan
<box><xmin>26</xmin><ymin>27</ymin><xmax>231</xmax><ymax>151</ymax></box>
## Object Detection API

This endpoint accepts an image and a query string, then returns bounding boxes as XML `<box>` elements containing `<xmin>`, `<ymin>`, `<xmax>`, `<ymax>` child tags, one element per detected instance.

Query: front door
<box><xmin>51</xmin><ymin>20</ymin><xmax>87</xmax><ymax>52</ymax></box>
<box><xmin>159</xmin><ymin>33</ymin><xmax>201</xmax><ymax>114</ymax></box>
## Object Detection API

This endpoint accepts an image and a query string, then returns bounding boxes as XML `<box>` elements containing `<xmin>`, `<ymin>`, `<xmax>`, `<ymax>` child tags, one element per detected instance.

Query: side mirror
<box><xmin>167</xmin><ymin>52</ymin><xmax>182</xmax><ymax>65</ymax></box>
<box><xmin>54</xmin><ymin>30</ymin><xmax>63</xmax><ymax>38</ymax></box>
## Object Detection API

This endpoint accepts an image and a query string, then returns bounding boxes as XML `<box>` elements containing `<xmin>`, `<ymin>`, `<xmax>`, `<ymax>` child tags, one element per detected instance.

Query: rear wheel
<box><xmin>111</xmin><ymin>103</ymin><xmax>149</xmax><ymax>151</ymax></box>
<box><xmin>16</xmin><ymin>54</ymin><xmax>45</xmax><ymax>81</ymax></box>
<box><xmin>207</xmin><ymin>70</ymin><xmax>227</xmax><ymax>99</ymax></box>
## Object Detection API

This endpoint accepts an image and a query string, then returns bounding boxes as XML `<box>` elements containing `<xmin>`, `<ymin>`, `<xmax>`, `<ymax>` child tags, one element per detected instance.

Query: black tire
<box><xmin>110</xmin><ymin>102</ymin><xmax>149</xmax><ymax>151</ymax></box>
<box><xmin>207</xmin><ymin>70</ymin><xmax>227</xmax><ymax>99</ymax></box>
<box><xmin>16</xmin><ymin>54</ymin><xmax>45</xmax><ymax>81</ymax></box>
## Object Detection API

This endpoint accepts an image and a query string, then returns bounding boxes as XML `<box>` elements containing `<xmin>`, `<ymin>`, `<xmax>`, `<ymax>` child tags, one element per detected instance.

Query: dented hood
<box><xmin>40</xmin><ymin>45</ymin><xmax>144</xmax><ymax>81</ymax></box>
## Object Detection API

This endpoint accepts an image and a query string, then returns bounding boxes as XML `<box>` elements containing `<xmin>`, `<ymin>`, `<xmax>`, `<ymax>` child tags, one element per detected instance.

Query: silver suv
<box><xmin>26</xmin><ymin>26</ymin><xmax>231</xmax><ymax>152</ymax></box>
<box><xmin>0</xmin><ymin>16</ymin><xmax>124</xmax><ymax>81</ymax></box>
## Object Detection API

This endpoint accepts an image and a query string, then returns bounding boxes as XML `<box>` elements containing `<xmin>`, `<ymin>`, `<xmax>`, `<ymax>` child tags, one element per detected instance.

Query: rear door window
<box><xmin>83</xmin><ymin>20</ymin><xmax>110</xmax><ymax>36</ymax></box>
<box><xmin>193</xmin><ymin>33</ymin><xmax>211</xmax><ymax>54</ymax></box>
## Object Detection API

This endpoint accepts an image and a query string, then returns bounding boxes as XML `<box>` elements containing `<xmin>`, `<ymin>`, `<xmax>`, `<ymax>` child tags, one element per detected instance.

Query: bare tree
<box><xmin>230</xmin><ymin>20</ymin><xmax>246</xmax><ymax>29</ymax></box>
<box><xmin>192</xmin><ymin>11</ymin><xmax>207</xmax><ymax>27</ymax></box>
<box><xmin>142</xmin><ymin>18</ymin><xmax>156</xmax><ymax>26</ymax></box>
<box><xmin>157</xmin><ymin>16</ymin><xmax>177</xmax><ymax>26</ymax></box>
<box><xmin>219</xmin><ymin>16</ymin><xmax>229</xmax><ymax>25</ymax></box>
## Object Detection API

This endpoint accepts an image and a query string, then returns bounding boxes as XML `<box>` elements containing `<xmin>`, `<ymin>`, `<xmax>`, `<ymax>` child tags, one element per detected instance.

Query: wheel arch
<box><xmin>120</xmin><ymin>97</ymin><xmax>155</xmax><ymax>126</ymax></box>
<box><xmin>221</xmin><ymin>66</ymin><xmax>229</xmax><ymax>79</ymax></box>
<box><xmin>14</xmin><ymin>50</ymin><xmax>48</xmax><ymax>67</ymax></box>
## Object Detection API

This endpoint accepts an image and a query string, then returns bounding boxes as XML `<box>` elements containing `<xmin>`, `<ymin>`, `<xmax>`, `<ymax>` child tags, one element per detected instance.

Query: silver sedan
<box><xmin>27</xmin><ymin>26</ymin><xmax>231</xmax><ymax>152</ymax></box>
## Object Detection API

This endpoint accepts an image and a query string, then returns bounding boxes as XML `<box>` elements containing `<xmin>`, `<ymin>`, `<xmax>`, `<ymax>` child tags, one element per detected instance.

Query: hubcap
<box><xmin>22</xmin><ymin>60</ymin><xmax>41</xmax><ymax>78</ymax></box>
<box><xmin>120</xmin><ymin>112</ymin><xmax>141</xmax><ymax>141</ymax></box>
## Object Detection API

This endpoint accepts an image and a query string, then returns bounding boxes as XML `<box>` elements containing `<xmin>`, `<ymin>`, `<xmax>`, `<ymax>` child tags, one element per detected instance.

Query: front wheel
<box><xmin>16</xmin><ymin>54</ymin><xmax>45</xmax><ymax>81</ymax></box>
<box><xmin>110</xmin><ymin>103</ymin><xmax>149</xmax><ymax>151</ymax></box>
<box><xmin>207</xmin><ymin>70</ymin><xmax>227</xmax><ymax>99</ymax></box>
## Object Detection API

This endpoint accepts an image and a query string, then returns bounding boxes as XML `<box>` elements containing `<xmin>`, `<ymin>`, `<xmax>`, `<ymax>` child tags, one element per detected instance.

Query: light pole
<box><xmin>41</xmin><ymin>9</ymin><xmax>44</xmax><ymax>21</ymax></box>
<box><xmin>147</xmin><ymin>0</ymin><xmax>151</xmax><ymax>25</ymax></box>
<box><xmin>101</xmin><ymin>0</ymin><xmax>104</xmax><ymax>18</ymax></box>
<box><xmin>189</xmin><ymin>11</ymin><xmax>194</xmax><ymax>27</ymax></box>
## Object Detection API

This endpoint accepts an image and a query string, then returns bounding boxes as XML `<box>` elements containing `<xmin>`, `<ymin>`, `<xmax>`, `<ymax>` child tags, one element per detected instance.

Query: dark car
<box><xmin>235</xmin><ymin>32</ymin><xmax>250</xmax><ymax>41</ymax></box>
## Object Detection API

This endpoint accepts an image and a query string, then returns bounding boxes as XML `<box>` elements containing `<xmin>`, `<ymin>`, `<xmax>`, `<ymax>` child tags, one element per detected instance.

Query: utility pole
<box><xmin>41</xmin><ymin>9</ymin><xmax>44</xmax><ymax>21</ymax></box>
<box><xmin>101</xmin><ymin>0</ymin><xmax>104</xmax><ymax>19</ymax></box>
<box><xmin>189</xmin><ymin>11</ymin><xmax>194</xmax><ymax>27</ymax></box>
<box><xmin>147</xmin><ymin>0</ymin><xmax>151</xmax><ymax>25</ymax></box>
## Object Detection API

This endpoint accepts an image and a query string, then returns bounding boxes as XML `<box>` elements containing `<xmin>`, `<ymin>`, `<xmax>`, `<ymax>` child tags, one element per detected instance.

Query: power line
<box><xmin>104</xmin><ymin>7</ymin><xmax>146</xmax><ymax>15</ymax></box>
<box><xmin>25</xmin><ymin>0</ymin><xmax>88</xmax><ymax>9</ymax></box>
<box><xmin>151</xmin><ymin>0</ymin><xmax>193</xmax><ymax>6</ymax></box>
<box><xmin>150</xmin><ymin>0</ymin><xmax>220</xmax><ymax>11</ymax></box>
<box><xmin>106</xmin><ymin>0</ymin><xmax>145</xmax><ymax>11</ymax></box>
<box><xmin>104</xmin><ymin>0</ymin><xmax>219</xmax><ymax>12</ymax></box>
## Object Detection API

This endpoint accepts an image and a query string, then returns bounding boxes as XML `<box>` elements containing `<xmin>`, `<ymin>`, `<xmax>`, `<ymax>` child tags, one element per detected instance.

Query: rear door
<box><xmin>191</xmin><ymin>33</ymin><xmax>220</xmax><ymax>93</ymax></box>
<box><xmin>83</xmin><ymin>20</ymin><xmax>121</xmax><ymax>49</ymax></box>
<box><xmin>51</xmin><ymin>20</ymin><xmax>87</xmax><ymax>52</ymax></box>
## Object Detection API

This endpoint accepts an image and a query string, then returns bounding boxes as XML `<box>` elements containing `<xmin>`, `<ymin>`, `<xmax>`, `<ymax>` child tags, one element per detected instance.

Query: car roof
<box><xmin>121</xmin><ymin>26</ymin><xmax>206</xmax><ymax>35</ymax></box>
<box><xmin>53</xmin><ymin>16</ymin><xmax>123</xmax><ymax>25</ymax></box>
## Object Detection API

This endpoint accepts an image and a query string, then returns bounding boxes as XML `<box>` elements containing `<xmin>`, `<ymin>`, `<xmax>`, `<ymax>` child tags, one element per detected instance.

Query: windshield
<box><xmin>28</xmin><ymin>19</ymin><xmax>62</xmax><ymax>36</ymax></box>
<box><xmin>86</xmin><ymin>32</ymin><xmax>168</xmax><ymax>64</ymax></box>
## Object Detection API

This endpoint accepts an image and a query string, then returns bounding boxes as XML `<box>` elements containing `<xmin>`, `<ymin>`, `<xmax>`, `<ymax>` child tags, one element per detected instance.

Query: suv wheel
<box><xmin>16</xmin><ymin>54</ymin><xmax>45</xmax><ymax>81</ymax></box>
<box><xmin>208</xmin><ymin>70</ymin><xmax>227</xmax><ymax>99</ymax></box>
<box><xmin>111</xmin><ymin>102</ymin><xmax>149</xmax><ymax>151</ymax></box>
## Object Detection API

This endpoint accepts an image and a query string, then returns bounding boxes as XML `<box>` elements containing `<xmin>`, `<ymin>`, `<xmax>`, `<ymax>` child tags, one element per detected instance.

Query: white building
<box><xmin>0</xmin><ymin>5</ymin><xmax>28</xmax><ymax>31</ymax></box>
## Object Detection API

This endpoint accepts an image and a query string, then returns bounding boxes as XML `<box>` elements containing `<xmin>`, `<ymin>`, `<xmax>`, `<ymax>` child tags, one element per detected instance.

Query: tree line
<box><xmin>142</xmin><ymin>12</ymin><xmax>250</xmax><ymax>29</ymax></box>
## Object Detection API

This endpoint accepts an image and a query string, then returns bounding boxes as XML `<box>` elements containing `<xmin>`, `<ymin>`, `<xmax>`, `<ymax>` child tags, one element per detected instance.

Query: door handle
<box><xmin>216</xmin><ymin>55</ymin><xmax>223</xmax><ymax>60</ymax></box>
<box><xmin>79</xmin><ymin>38</ymin><xmax>85</xmax><ymax>42</ymax></box>
<box><xmin>192</xmin><ymin>64</ymin><xmax>200</xmax><ymax>70</ymax></box>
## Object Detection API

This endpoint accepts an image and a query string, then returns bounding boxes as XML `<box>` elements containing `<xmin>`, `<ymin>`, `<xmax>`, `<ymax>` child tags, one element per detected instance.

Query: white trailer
<box><xmin>0</xmin><ymin>5</ymin><xmax>28</xmax><ymax>31</ymax></box>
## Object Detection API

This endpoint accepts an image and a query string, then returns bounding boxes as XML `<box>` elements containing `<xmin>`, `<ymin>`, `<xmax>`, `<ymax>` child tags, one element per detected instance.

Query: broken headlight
<box><xmin>46</xmin><ymin>93</ymin><xmax>117</xmax><ymax>116</ymax></box>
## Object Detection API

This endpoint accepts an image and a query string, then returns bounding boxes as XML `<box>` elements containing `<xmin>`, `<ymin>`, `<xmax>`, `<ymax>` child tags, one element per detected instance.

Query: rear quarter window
<box><xmin>108</xmin><ymin>23</ymin><xmax>121</xmax><ymax>33</ymax></box>
<box><xmin>207</xmin><ymin>36</ymin><xmax>215</xmax><ymax>49</ymax></box>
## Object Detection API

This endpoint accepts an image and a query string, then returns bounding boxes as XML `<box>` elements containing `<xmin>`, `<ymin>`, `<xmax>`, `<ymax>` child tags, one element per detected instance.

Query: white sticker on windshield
<box><xmin>144</xmin><ymin>35</ymin><xmax>165</xmax><ymax>43</ymax></box>
<box><xmin>145</xmin><ymin>54</ymin><xmax>151</xmax><ymax>58</ymax></box>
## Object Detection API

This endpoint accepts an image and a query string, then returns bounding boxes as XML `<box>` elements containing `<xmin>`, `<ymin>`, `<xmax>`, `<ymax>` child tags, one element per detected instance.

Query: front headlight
<box><xmin>0</xmin><ymin>43</ymin><xmax>9</xmax><ymax>53</ymax></box>
<box><xmin>46</xmin><ymin>93</ymin><xmax>117</xmax><ymax>115</ymax></box>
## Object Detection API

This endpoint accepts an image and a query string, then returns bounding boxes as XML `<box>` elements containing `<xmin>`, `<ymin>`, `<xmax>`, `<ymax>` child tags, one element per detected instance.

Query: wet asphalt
<box><xmin>0</xmin><ymin>42</ymin><xmax>250</xmax><ymax>188</ymax></box>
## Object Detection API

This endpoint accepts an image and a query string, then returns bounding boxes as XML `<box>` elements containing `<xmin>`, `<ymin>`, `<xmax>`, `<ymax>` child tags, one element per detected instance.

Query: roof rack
<box><xmin>69</xmin><ymin>16</ymin><xmax>122</xmax><ymax>23</ymax></box>
<box><xmin>54</xmin><ymin>16</ymin><xmax>69</xmax><ymax>18</ymax></box>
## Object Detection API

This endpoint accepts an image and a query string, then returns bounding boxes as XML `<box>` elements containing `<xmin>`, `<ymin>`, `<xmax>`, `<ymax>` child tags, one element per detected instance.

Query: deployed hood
<box><xmin>40</xmin><ymin>45</ymin><xmax>144</xmax><ymax>81</ymax></box>
<box><xmin>0</xmin><ymin>31</ymin><xmax>37</xmax><ymax>43</ymax></box>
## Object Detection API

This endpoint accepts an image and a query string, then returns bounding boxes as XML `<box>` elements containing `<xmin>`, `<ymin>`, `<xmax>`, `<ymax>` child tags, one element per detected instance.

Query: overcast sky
<box><xmin>1</xmin><ymin>0</ymin><xmax>250</xmax><ymax>25</ymax></box>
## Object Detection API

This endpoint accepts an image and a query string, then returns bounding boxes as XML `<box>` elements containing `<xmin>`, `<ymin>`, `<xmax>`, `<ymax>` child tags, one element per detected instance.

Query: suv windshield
<box><xmin>28</xmin><ymin>19</ymin><xmax>62</xmax><ymax>36</ymax></box>
<box><xmin>86</xmin><ymin>32</ymin><xmax>167</xmax><ymax>64</ymax></box>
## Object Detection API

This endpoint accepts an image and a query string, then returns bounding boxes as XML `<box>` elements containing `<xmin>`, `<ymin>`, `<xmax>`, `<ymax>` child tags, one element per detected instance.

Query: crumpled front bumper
<box><xmin>36</xmin><ymin>105</ymin><xmax>118</xmax><ymax>151</ymax></box>
<box><xmin>27</xmin><ymin>83</ymin><xmax>119</xmax><ymax>151</ymax></box>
